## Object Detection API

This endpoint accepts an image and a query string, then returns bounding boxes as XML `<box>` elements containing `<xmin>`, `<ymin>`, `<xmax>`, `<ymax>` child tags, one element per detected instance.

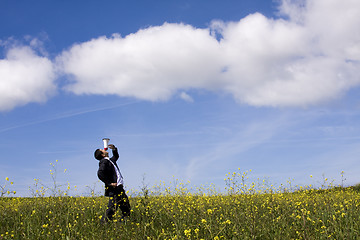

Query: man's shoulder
<box><xmin>99</xmin><ymin>158</ymin><xmax>110</xmax><ymax>165</ymax></box>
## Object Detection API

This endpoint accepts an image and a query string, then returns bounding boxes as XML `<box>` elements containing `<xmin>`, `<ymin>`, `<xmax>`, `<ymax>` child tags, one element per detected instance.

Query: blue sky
<box><xmin>1</xmin><ymin>0</ymin><xmax>360</xmax><ymax>196</ymax></box>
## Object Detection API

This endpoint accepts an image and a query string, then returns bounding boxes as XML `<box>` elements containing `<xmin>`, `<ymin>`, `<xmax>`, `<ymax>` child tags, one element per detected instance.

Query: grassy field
<box><xmin>1</xmin><ymin>171</ymin><xmax>360</xmax><ymax>239</ymax></box>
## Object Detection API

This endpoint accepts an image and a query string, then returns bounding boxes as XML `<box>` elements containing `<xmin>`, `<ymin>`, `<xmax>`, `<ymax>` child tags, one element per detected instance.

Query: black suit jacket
<box><xmin>97</xmin><ymin>148</ymin><xmax>120</xmax><ymax>196</ymax></box>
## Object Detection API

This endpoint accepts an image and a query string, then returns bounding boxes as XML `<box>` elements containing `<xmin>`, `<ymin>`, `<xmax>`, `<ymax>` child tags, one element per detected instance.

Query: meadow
<box><xmin>1</xmin><ymin>169</ymin><xmax>360</xmax><ymax>239</ymax></box>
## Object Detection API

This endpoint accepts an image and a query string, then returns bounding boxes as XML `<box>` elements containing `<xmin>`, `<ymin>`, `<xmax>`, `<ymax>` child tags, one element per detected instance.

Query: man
<box><xmin>94</xmin><ymin>144</ymin><xmax>131</xmax><ymax>223</ymax></box>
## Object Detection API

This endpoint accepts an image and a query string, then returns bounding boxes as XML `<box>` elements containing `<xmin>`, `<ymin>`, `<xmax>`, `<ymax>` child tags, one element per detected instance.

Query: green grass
<box><xmin>2</xmin><ymin>168</ymin><xmax>360</xmax><ymax>239</ymax></box>
<box><xmin>1</xmin><ymin>186</ymin><xmax>360</xmax><ymax>239</ymax></box>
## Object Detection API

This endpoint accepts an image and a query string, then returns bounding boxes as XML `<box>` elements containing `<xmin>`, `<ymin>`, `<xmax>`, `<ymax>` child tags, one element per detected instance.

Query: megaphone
<box><xmin>102</xmin><ymin>138</ymin><xmax>110</xmax><ymax>150</ymax></box>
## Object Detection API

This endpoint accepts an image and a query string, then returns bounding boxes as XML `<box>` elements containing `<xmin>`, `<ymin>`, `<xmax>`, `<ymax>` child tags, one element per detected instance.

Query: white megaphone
<box><xmin>102</xmin><ymin>138</ymin><xmax>110</xmax><ymax>151</ymax></box>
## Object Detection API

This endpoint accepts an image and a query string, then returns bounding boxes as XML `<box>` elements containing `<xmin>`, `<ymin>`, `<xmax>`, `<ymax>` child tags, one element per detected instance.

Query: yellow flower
<box><xmin>184</xmin><ymin>229</ymin><xmax>191</xmax><ymax>238</ymax></box>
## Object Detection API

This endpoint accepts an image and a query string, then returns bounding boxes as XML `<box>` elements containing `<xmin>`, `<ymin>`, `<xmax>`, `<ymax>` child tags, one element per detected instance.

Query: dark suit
<box><xmin>97</xmin><ymin>147</ymin><xmax>131</xmax><ymax>222</ymax></box>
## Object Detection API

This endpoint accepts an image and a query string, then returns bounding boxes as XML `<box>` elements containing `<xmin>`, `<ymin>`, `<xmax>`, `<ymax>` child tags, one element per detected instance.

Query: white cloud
<box><xmin>55</xmin><ymin>0</ymin><xmax>360</xmax><ymax>107</ymax></box>
<box><xmin>0</xmin><ymin>46</ymin><xmax>56</xmax><ymax>111</ymax></box>
<box><xmin>214</xmin><ymin>0</ymin><xmax>360</xmax><ymax>107</ymax></box>
<box><xmin>57</xmin><ymin>23</ymin><xmax>223</xmax><ymax>101</ymax></box>
<box><xmin>180</xmin><ymin>92</ymin><xmax>194</xmax><ymax>102</ymax></box>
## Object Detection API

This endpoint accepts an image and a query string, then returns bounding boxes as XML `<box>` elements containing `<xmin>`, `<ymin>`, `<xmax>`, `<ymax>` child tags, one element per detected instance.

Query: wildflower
<box><xmin>184</xmin><ymin>229</ymin><xmax>191</xmax><ymax>238</ymax></box>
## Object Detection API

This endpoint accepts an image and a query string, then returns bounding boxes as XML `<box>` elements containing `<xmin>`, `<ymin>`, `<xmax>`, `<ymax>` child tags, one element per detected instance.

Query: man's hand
<box><xmin>108</xmin><ymin>144</ymin><xmax>116</xmax><ymax>150</ymax></box>
<box><xmin>110</xmin><ymin>183</ymin><xmax>117</xmax><ymax>187</ymax></box>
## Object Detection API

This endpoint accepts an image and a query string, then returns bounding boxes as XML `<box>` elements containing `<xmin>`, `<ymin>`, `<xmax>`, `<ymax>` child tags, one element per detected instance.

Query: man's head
<box><xmin>94</xmin><ymin>149</ymin><xmax>108</xmax><ymax>160</ymax></box>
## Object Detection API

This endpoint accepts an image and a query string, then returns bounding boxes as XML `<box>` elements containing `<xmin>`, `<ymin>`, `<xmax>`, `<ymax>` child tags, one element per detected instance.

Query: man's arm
<box><xmin>109</xmin><ymin>144</ymin><xmax>119</xmax><ymax>162</ymax></box>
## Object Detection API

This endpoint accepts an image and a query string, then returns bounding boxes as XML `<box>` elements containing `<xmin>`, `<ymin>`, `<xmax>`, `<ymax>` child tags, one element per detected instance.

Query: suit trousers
<box><xmin>103</xmin><ymin>185</ymin><xmax>131</xmax><ymax>221</ymax></box>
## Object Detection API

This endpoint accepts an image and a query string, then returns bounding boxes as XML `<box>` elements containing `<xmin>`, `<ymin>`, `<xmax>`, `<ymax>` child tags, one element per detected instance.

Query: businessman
<box><xmin>94</xmin><ymin>144</ymin><xmax>131</xmax><ymax>223</ymax></box>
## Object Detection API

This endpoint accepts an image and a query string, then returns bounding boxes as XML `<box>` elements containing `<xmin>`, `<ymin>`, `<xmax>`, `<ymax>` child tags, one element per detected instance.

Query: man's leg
<box><xmin>101</xmin><ymin>195</ymin><xmax>116</xmax><ymax>223</ymax></box>
<box><xmin>117</xmin><ymin>186</ymin><xmax>131</xmax><ymax>218</ymax></box>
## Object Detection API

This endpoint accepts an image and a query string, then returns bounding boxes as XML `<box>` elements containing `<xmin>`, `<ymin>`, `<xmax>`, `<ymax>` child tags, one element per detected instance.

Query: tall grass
<box><xmin>1</xmin><ymin>168</ymin><xmax>360</xmax><ymax>239</ymax></box>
